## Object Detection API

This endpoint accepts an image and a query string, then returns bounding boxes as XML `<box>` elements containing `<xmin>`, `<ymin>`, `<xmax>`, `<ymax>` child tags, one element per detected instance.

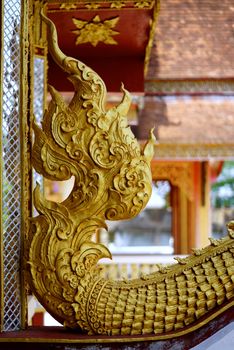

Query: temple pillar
<box><xmin>194</xmin><ymin>161</ymin><xmax>210</xmax><ymax>248</ymax></box>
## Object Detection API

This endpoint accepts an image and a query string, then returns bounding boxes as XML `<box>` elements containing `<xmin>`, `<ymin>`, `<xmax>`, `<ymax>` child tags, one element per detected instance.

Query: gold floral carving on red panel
<box><xmin>72</xmin><ymin>15</ymin><xmax>119</xmax><ymax>46</ymax></box>
<box><xmin>85</xmin><ymin>3</ymin><xmax>101</xmax><ymax>9</ymax></box>
<box><xmin>110</xmin><ymin>1</ymin><xmax>126</xmax><ymax>8</ymax></box>
<box><xmin>60</xmin><ymin>4</ymin><xmax>77</xmax><ymax>10</ymax></box>
<box><xmin>135</xmin><ymin>0</ymin><xmax>154</xmax><ymax>8</ymax></box>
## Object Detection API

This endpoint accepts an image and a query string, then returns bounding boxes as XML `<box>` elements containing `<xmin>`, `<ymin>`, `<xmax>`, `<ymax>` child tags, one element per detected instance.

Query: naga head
<box><xmin>28</xmin><ymin>13</ymin><xmax>234</xmax><ymax>337</ymax></box>
<box><xmin>32</xmin><ymin>13</ymin><xmax>156</xmax><ymax>225</ymax></box>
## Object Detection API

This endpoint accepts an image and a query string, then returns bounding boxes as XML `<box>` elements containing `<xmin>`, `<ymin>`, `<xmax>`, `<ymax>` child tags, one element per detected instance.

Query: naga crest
<box><xmin>28</xmin><ymin>13</ymin><xmax>234</xmax><ymax>337</ymax></box>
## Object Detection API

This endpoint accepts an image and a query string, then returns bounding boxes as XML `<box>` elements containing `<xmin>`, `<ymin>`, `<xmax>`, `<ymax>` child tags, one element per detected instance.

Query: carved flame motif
<box><xmin>28</xmin><ymin>14</ymin><xmax>234</xmax><ymax>337</ymax></box>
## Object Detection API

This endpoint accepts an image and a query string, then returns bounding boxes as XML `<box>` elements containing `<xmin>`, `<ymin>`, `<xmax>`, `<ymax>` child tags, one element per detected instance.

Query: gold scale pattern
<box><xmin>28</xmin><ymin>13</ymin><xmax>234</xmax><ymax>338</ymax></box>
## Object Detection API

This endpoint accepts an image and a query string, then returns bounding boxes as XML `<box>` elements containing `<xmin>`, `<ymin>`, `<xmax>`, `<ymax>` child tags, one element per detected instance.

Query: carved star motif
<box><xmin>72</xmin><ymin>15</ymin><xmax>119</xmax><ymax>47</ymax></box>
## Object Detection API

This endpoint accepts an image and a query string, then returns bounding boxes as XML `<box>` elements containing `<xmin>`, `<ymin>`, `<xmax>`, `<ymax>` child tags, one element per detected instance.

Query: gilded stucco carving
<box><xmin>72</xmin><ymin>15</ymin><xmax>119</xmax><ymax>46</ymax></box>
<box><xmin>28</xmin><ymin>14</ymin><xmax>234</xmax><ymax>338</ymax></box>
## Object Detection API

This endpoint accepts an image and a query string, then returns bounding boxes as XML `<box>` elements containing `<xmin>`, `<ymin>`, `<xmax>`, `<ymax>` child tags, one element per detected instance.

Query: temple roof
<box><xmin>139</xmin><ymin>96</ymin><xmax>234</xmax><ymax>144</ymax></box>
<box><xmin>146</xmin><ymin>0</ymin><xmax>234</xmax><ymax>81</ymax></box>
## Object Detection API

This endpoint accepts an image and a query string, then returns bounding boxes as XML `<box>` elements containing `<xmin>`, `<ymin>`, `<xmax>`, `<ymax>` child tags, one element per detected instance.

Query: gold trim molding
<box><xmin>27</xmin><ymin>13</ymin><xmax>234</xmax><ymax>338</ymax></box>
<box><xmin>47</xmin><ymin>1</ymin><xmax>155</xmax><ymax>11</ymax></box>
<box><xmin>32</xmin><ymin>0</ymin><xmax>48</xmax><ymax>55</ymax></box>
<box><xmin>144</xmin><ymin>0</ymin><xmax>160</xmax><ymax>76</ymax></box>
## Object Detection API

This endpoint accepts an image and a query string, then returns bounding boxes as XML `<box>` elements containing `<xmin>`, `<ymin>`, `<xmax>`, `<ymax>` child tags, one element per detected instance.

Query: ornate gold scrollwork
<box><xmin>28</xmin><ymin>13</ymin><xmax>234</xmax><ymax>338</ymax></box>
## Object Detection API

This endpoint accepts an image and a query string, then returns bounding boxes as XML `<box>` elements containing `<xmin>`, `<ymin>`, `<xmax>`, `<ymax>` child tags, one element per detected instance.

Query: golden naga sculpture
<box><xmin>28</xmin><ymin>14</ymin><xmax>234</xmax><ymax>338</ymax></box>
